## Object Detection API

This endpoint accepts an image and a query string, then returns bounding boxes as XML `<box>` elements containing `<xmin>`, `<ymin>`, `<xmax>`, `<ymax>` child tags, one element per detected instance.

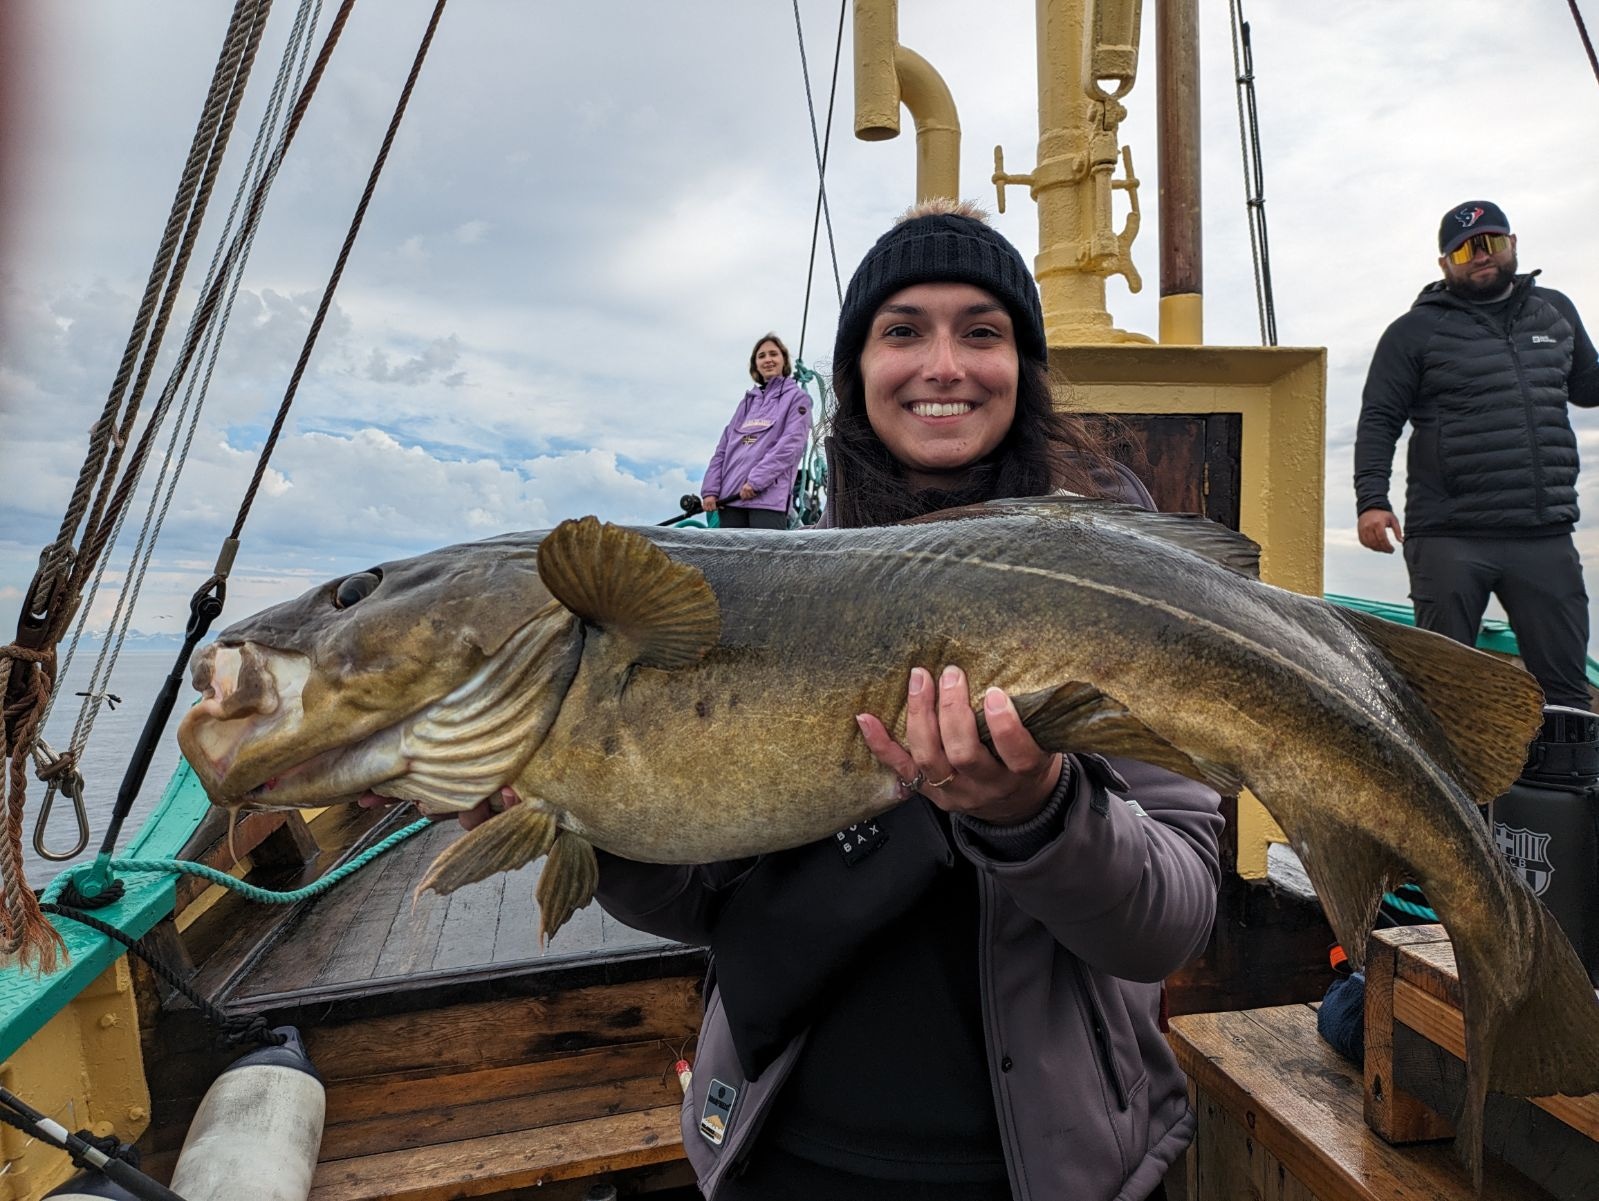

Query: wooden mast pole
<box><xmin>1156</xmin><ymin>0</ymin><xmax>1202</xmax><ymax>344</ymax></box>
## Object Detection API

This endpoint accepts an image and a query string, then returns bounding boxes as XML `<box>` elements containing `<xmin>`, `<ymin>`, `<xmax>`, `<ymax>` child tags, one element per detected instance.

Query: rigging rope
<box><xmin>791</xmin><ymin>0</ymin><xmax>847</xmax><ymax>367</ymax></box>
<box><xmin>1</xmin><ymin>0</ymin><xmax>274</xmax><ymax>969</ymax></box>
<box><xmin>1228</xmin><ymin>0</ymin><xmax>1277</xmax><ymax>347</ymax></box>
<box><xmin>42</xmin><ymin>0</ymin><xmax>329</xmax><ymax>850</ymax></box>
<box><xmin>1570</xmin><ymin>0</ymin><xmax>1599</xmax><ymax>87</ymax></box>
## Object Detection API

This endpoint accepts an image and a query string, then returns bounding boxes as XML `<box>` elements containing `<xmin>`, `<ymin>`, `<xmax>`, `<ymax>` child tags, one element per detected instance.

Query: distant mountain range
<box><xmin>73</xmin><ymin>630</ymin><xmax>191</xmax><ymax>653</ymax></box>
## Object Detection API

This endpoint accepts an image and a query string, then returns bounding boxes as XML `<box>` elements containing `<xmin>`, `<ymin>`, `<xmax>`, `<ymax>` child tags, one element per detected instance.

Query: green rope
<box><xmin>41</xmin><ymin>816</ymin><xmax>433</xmax><ymax>906</ymax></box>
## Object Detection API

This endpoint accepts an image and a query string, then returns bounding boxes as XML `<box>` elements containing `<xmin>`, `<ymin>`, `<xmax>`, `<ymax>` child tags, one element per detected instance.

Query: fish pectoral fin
<box><xmin>537</xmin><ymin>516</ymin><xmax>720</xmax><ymax>669</ymax></box>
<box><xmin>1340</xmin><ymin>607</ymin><xmax>1544</xmax><ymax>807</ymax></box>
<box><xmin>535</xmin><ymin>831</ymin><xmax>599</xmax><ymax>944</ymax></box>
<box><xmin>991</xmin><ymin>682</ymin><xmax>1244</xmax><ymax>796</ymax></box>
<box><xmin>417</xmin><ymin>801</ymin><xmax>561</xmax><ymax>897</ymax></box>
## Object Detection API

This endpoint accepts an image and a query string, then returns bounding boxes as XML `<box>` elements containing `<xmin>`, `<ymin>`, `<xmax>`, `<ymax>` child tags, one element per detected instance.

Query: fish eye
<box><xmin>333</xmin><ymin>569</ymin><xmax>383</xmax><ymax>610</ymax></box>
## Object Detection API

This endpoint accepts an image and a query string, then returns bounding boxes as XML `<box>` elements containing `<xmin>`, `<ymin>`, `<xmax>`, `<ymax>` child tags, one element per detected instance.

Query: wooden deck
<box><xmin>232</xmin><ymin>817</ymin><xmax>671</xmax><ymax>1004</ymax></box>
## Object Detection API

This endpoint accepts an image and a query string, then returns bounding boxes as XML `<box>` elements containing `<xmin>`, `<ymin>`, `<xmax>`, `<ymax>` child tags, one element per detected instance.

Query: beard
<box><xmin>1446</xmin><ymin>251</ymin><xmax>1519</xmax><ymax>301</ymax></box>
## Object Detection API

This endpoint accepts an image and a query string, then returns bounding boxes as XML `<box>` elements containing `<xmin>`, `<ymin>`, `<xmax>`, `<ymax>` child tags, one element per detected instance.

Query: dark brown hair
<box><xmin>748</xmin><ymin>332</ymin><xmax>792</xmax><ymax>384</ymax></box>
<box><xmin>822</xmin><ymin>349</ymin><xmax>1118</xmax><ymax>529</ymax></box>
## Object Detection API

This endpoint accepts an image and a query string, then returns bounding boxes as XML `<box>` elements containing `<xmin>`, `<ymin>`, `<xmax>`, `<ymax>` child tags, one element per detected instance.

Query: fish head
<box><xmin>177</xmin><ymin>535</ymin><xmax>582</xmax><ymax>814</ymax></box>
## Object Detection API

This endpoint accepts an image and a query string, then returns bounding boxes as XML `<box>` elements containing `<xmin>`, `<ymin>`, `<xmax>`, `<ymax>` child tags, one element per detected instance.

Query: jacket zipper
<box><xmin>1074</xmin><ymin>959</ymin><xmax>1129</xmax><ymax>1110</ymax></box>
<box><xmin>1506</xmin><ymin>328</ymin><xmax>1546</xmax><ymax>523</ymax></box>
<box><xmin>977</xmin><ymin>873</ymin><xmax>1029</xmax><ymax>1201</ymax></box>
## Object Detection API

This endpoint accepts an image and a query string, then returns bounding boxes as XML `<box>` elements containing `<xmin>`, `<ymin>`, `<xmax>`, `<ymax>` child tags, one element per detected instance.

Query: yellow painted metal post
<box><xmin>1025</xmin><ymin>0</ymin><xmax>1150</xmax><ymax>345</ymax></box>
<box><xmin>853</xmin><ymin>0</ymin><xmax>960</xmax><ymax>203</ymax></box>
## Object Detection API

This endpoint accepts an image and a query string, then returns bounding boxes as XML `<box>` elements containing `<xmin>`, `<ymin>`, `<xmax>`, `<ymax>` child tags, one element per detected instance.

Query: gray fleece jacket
<box><xmin>594</xmin><ymin>752</ymin><xmax>1223</xmax><ymax>1201</ymax></box>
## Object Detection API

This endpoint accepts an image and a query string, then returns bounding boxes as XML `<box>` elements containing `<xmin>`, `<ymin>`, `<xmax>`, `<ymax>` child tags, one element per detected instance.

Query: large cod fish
<box><xmin>178</xmin><ymin>497</ymin><xmax>1599</xmax><ymax>1179</ymax></box>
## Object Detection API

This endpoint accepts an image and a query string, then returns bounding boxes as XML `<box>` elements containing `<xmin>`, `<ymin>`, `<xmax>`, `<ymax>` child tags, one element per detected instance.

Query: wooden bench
<box><xmin>1169</xmin><ymin>1004</ymin><xmax>1549</xmax><ymax>1200</ymax></box>
<box><xmin>1364</xmin><ymin>925</ymin><xmax>1599</xmax><ymax>1201</ymax></box>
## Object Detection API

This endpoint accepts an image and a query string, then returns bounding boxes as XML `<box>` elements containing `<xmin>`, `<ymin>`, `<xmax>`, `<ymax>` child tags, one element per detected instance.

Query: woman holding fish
<box><xmin>594</xmin><ymin>202</ymin><xmax>1225</xmax><ymax>1201</ymax></box>
<box><xmin>699</xmin><ymin>331</ymin><xmax>812</xmax><ymax>529</ymax></box>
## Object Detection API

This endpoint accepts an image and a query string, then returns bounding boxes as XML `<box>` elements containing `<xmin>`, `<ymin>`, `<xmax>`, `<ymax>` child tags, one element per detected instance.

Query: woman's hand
<box><xmin>738</xmin><ymin>482</ymin><xmax>758</xmax><ymax>501</ymax></box>
<box><xmin>702</xmin><ymin>494</ymin><xmax>719</xmax><ymax>512</ymax></box>
<box><xmin>855</xmin><ymin>666</ymin><xmax>1063</xmax><ymax>826</ymax></box>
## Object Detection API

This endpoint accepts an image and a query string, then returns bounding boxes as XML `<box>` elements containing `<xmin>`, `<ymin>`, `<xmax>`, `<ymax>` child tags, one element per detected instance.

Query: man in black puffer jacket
<box><xmin>1354</xmin><ymin>200</ymin><xmax>1599</xmax><ymax>709</ymax></box>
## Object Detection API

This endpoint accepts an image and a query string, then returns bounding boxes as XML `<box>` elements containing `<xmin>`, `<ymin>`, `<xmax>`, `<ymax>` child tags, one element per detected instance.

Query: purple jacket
<box><xmin>594</xmin><ymin>755</ymin><xmax>1223</xmax><ymax>1201</ymax></box>
<box><xmin>702</xmin><ymin>375</ymin><xmax>812</xmax><ymax>512</ymax></box>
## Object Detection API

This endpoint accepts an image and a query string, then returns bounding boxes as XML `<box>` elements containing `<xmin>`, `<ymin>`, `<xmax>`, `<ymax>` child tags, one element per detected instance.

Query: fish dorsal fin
<box><xmin>538</xmin><ymin>517</ymin><xmax>720</xmax><ymax>668</ymax></box>
<box><xmin>981</xmin><ymin>680</ymin><xmax>1245</xmax><ymax>796</ymax></box>
<box><xmin>911</xmin><ymin>495</ymin><xmax>1262</xmax><ymax>579</ymax></box>
<box><xmin>1341</xmin><ymin>608</ymin><xmax>1544</xmax><ymax>805</ymax></box>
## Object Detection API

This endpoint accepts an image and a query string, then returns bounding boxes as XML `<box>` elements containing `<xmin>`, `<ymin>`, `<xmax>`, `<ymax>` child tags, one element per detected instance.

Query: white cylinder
<box><xmin>168</xmin><ymin>1027</ymin><xmax>325</xmax><ymax>1201</ymax></box>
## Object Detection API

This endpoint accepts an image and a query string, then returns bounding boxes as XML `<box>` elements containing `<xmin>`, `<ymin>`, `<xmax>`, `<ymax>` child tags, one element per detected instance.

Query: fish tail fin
<box><xmin>417</xmin><ymin>801</ymin><xmax>560</xmax><ymax>896</ymax></box>
<box><xmin>535</xmin><ymin>832</ymin><xmax>598</xmax><ymax>945</ymax></box>
<box><xmin>1449</xmin><ymin>885</ymin><xmax>1599</xmax><ymax>1181</ymax></box>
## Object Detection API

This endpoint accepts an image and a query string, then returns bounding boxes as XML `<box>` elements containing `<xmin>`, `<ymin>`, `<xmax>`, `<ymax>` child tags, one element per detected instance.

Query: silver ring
<box><xmin>900</xmin><ymin>770</ymin><xmax>926</xmax><ymax>792</ymax></box>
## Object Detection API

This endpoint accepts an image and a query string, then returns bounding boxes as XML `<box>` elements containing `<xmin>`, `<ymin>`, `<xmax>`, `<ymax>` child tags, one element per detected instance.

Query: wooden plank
<box><xmin>429</xmin><ymin>870</ymin><xmax>507</xmax><ymax>972</ymax></box>
<box><xmin>320</xmin><ymin>1065</ymin><xmax>679</xmax><ymax>1162</ymax></box>
<box><xmin>1390</xmin><ymin>1023</ymin><xmax>1598</xmax><ymax>1201</ymax></box>
<box><xmin>1169</xmin><ymin>1005</ymin><xmax>1547</xmax><ymax>1200</ymax></box>
<box><xmin>302</xmin><ymin>977</ymin><xmax>703</xmax><ymax>1083</ymax></box>
<box><xmin>323</xmin><ymin>1041</ymin><xmax>673</xmax><ymax>1123</ymax></box>
<box><xmin>310</xmin><ymin>834</ymin><xmax>421</xmax><ymax>987</ymax></box>
<box><xmin>308</xmin><ymin>1104</ymin><xmax>684</xmax><ymax>1201</ymax></box>
<box><xmin>1393</xmin><ymin>978</ymin><xmax>1599</xmax><ymax>1139</ymax></box>
<box><xmin>491</xmin><ymin>861</ymin><xmax>545</xmax><ymax>964</ymax></box>
<box><xmin>1364</xmin><ymin>926</ymin><xmax>1455</xmax><ymax>1143</ymax></box>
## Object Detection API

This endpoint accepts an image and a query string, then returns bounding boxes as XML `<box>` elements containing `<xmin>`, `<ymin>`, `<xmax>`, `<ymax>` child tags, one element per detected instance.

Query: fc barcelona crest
<box><xmin>1494</xmin><ymin>822</ymin><xmax>1555</xmax><ymax>896</ymax></box>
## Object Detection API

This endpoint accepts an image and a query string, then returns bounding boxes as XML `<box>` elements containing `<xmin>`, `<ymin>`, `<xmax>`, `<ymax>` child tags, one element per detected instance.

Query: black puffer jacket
<box><xmin>1353</xmin><ymin>272</ymin><xmax>1599</xmax><ymax>536</ymax></box>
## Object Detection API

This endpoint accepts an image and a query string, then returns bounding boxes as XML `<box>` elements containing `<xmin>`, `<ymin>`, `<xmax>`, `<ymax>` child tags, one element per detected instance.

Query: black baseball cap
<box><xmin>1438</xmin><ymin>201</ymin><xmax>1511</xmax><ymax>254</ymax></box>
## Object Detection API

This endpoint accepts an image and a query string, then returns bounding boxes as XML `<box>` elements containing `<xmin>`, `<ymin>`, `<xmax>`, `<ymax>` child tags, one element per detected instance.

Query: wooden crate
<box><xmin>1169</xmin><ymin>1004</ymin><xmax>1548</xmax><ymax>1200</ymax></box>
<box><xmin>1364</xmin><ymin>925</ymin><xmax>1599</xmax><ymax>1201</ymax></box>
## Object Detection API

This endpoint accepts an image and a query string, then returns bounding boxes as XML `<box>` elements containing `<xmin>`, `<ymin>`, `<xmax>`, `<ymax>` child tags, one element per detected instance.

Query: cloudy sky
<box><xmin>3</xmin><ymin>0</ymin><xmax>1599</xmax><ymax>664</ymax></box>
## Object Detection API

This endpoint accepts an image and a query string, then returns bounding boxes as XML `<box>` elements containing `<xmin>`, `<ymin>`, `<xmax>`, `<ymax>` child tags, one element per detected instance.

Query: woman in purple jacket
<box><xmin>593</xmin><ymin>202</ymin><xmax>1224</xmax><ymax>1201</ymax></box>
<box><xmin>700</xmin><ymin>333</ymin><xmax>812</xmax><ymax>529</ymax></box>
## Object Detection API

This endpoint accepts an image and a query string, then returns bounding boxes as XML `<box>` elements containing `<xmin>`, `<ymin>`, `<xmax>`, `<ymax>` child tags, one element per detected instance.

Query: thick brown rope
<box><xmin>70</xmin><ymin>1</ymin><xmax>274</xmax><ymax>598</ymax></box>
<box><xmin>98</xmin><ymin>0</ymin><xmax>360</xmax><ymax>565</ymax></box>
<box><xmin>0</xmin><ymin>646</ymin><xmax>66</xmax><ymax>969</ymax></box>
<box><xmin>35</xmin><ymin>0</ymin><xmax>271</xmax><ymax>612</ymax></box>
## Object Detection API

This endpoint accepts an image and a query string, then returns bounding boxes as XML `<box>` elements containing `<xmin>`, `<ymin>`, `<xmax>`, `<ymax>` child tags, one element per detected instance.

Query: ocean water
<box><xmin>23</xmin><ymin>651</ymin><xmax>191</xmax><ymax>884</ymax></box>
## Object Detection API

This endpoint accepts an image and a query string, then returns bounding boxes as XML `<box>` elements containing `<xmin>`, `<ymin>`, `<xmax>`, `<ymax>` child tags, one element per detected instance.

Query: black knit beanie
<box><xmin>833</xmin><ymin>211</ymin><xmax>1047</xmax><ymax>370</ymax></box>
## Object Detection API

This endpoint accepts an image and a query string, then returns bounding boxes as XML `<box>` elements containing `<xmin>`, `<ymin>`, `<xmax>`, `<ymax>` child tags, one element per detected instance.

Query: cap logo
<box><xmin>1455</xmin><ymin>205</ymin><xmax>1486</xmax><ymax>230</ymax></box>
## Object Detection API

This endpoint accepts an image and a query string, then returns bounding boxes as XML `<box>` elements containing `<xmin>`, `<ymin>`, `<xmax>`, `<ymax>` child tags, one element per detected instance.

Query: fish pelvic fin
<box><xmin>907</xmin><ymin>495</ymin><xmax>1262</xmax><ymax>579</ymax></box>
<box><xmin>1341</xmin><ymin>608</ymin><xmax>1544</xmax><ymax>806</ymax></box>
<box><xmin>417</xmin><ymin>801</ymin><xmax>560</xmax><ymax>897</ymax></box>
<box><xmin>536</xmin><ymin>832</ymin><xmax>599</xmax><ymax>945</ymax></box>
<box><xmin>538</xmin><ymin>516</ymin><xmax>720</xmax><ymax>669</ymax></box>
<box><xmin>994</xmin><ymin>682</ymin><xmax>1244</xmax><ymax>796</ymax></box>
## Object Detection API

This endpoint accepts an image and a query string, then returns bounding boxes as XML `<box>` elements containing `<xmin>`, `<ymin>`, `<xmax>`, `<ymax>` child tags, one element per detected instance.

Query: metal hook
<box><xmin>31</xmin><ymin>740</ymin><xmax>91</xmax><ymax>862</ymax></box>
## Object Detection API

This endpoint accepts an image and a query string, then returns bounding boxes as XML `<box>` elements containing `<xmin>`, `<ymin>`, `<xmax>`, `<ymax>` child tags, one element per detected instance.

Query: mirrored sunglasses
<box><xmin>1447</xmin><ymin>232</ymin><xmax>1511</xmax><ymax>265</ymax></box>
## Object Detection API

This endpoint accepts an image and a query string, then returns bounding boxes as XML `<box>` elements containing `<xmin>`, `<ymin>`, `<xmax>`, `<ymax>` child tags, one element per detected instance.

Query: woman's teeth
<box><xmin>909</xmin><ymin>401</ymin><xmax>975</xmax><ymax>417</ymax></box>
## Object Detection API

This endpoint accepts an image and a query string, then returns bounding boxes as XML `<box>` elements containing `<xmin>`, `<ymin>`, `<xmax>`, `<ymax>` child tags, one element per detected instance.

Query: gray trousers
<box><xmin>1403</xmin><ymin>532</ymin><xmax>1592</xmax><ymax>709</ymax></box>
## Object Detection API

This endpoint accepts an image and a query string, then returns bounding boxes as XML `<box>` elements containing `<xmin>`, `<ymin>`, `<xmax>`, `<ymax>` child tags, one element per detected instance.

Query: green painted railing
<box><xmin>0</xmin><ymin>758</ymin><xmax>210</xmax><ymax>1062</ymax></box>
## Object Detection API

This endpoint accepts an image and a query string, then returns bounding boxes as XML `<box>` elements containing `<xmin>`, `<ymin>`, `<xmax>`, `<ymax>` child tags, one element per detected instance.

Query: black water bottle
<box><xmin>1488</xmin><ymin>705</ymin><xmax>1599</xmax><ymax>986</ymax></box>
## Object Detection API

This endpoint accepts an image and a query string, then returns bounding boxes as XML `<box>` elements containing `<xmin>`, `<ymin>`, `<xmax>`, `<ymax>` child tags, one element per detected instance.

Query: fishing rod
<box><xmin>0</xmin><ymin>1087</ymin><xmax>187</xmax><ymax>1201</ymax></box>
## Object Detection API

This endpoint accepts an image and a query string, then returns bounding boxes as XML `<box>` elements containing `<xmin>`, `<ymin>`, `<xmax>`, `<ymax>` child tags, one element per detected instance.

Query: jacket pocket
<box><xmin>1073</xmin><ymin>961</ymin><xmax>1151</xmax><ymax>1166</ymax></box>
